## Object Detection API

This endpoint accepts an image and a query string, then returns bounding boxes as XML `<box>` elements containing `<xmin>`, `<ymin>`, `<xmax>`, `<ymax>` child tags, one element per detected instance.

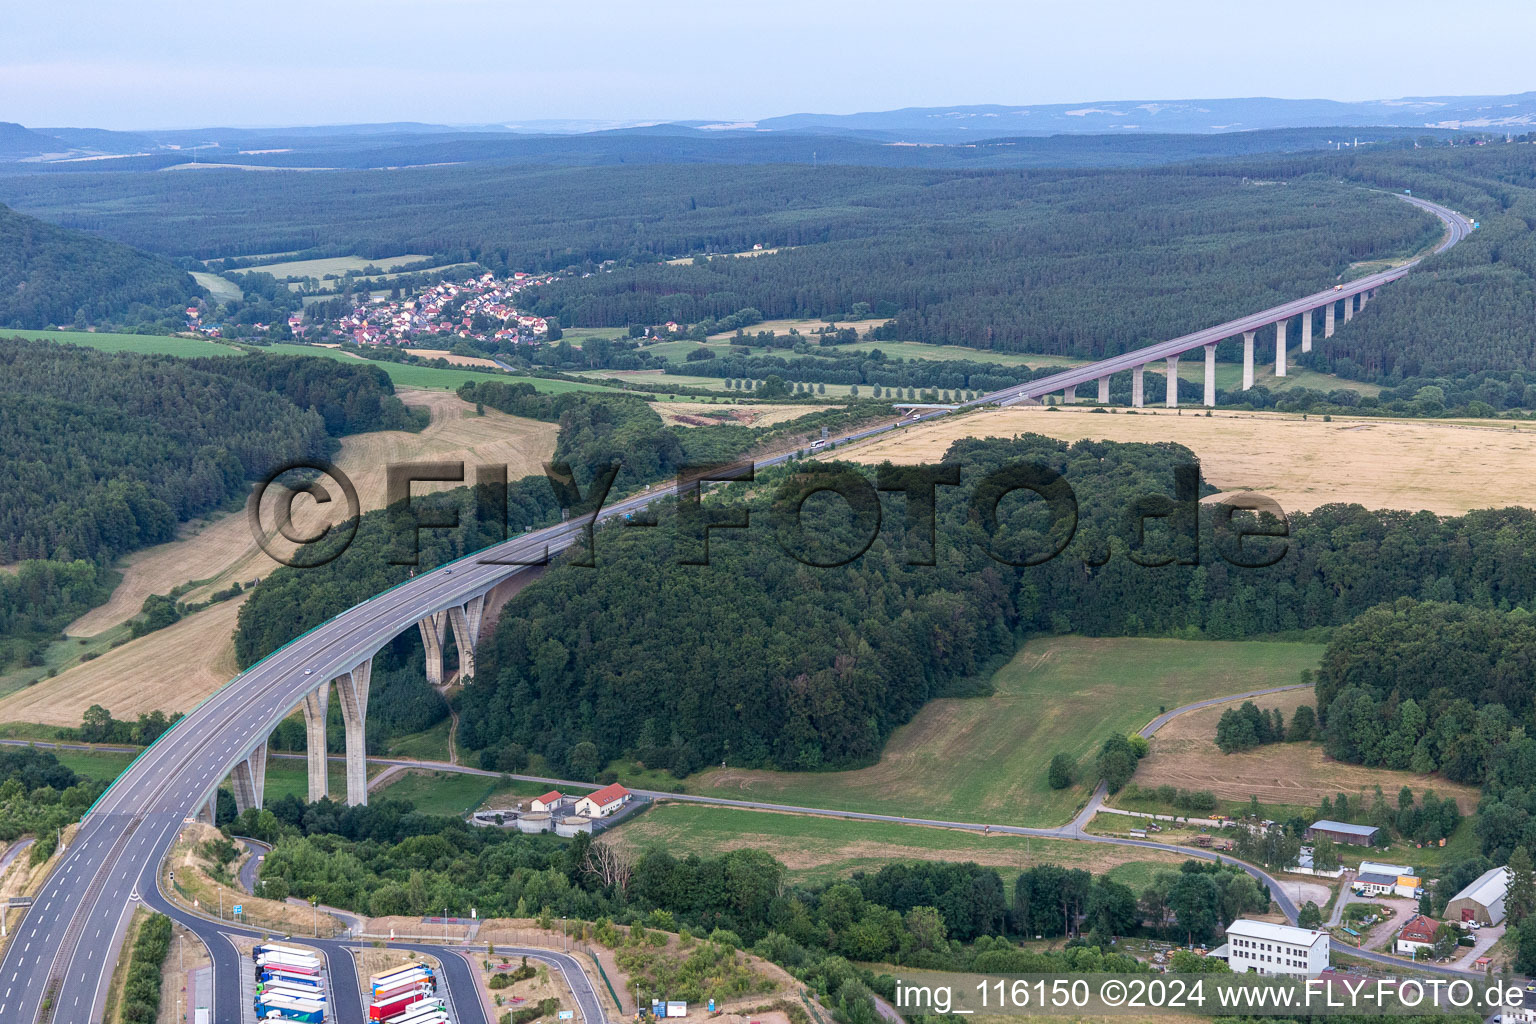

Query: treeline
<box><xmin>0</xmin><ymin>203</ymin><xmax>200</xmax><ymax>330</ymax></box>
<box><xmin>183</xmin><ymin>353</ymin><xmax>427</xmax><ymax>435</ymax></box>
<box><xmin>117</xmin><ymin>914</ymin><xmax>173</xmax><ymax>1024</ymax></box>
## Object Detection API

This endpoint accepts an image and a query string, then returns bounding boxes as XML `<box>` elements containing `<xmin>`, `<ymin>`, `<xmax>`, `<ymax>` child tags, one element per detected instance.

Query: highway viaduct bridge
<box><xmin>0</xmin><ymin>192</ymin><xmax>1471</xmax><ymax>1024</ymax></box>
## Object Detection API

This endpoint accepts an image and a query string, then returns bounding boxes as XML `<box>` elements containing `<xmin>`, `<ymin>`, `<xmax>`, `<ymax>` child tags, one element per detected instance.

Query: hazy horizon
<box><xmin>6</xmin><ymin>0</ymin><xmax>1536</xmax><ymax>131</ymax></box>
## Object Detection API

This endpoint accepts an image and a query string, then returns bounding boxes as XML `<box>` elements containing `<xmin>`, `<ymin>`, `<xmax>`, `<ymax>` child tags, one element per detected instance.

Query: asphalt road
<box><xmin>0</xmin><ymin>193</ymin><xmax>1474</xmax><ymax>1023</ymax></box>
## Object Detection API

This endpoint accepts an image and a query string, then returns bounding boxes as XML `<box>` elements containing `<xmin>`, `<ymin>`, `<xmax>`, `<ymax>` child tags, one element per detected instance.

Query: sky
<box><xmin>5</xmin><ymin>0</ymin><xmax>1535</xmax><ymax>130</ymax></box>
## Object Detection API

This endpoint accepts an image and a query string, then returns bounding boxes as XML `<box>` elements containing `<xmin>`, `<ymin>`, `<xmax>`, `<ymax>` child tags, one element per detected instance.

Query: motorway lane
<box><xmin>0</xmin><ymin>193</ymin><xmax>1474</xmax><ymax>1022</ymax></box>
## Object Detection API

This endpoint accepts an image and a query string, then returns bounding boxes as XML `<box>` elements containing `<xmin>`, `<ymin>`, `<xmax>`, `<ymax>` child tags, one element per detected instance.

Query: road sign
<box><xmin>558</xmin><ymin>1012</ymin><xmax>574</xmax><ymax>1019</ymax></box>
<box><xmin>233</xmin><ymin>904</ymin><xmax>243</xmax><ymax>915</ymax></box>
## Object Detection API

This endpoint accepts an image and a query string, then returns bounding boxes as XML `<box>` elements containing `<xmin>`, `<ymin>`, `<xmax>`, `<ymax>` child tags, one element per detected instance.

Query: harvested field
<box><xmin>0</xmin><ymin>597</ymin><xmax>245</xmax><ymax>725</ymax></box>
<box><xmin>840</xmin><ymin>405</ymin><xmax>1536</xmax><ymax>515</ymax></box>
<box><xmin>404</xmin><ymin>348</ymin><xmax>501</xmax><ymax>368</ymax></box>
<box><xmin>68</xmin><ymin>389</ymin><xmax>556</xmax><ymax>635</ymax></box>
<box><xmin>1134</xmin><ymin>689</ymin><xmax>1481</xmax><ymax>812</ymax></box>
<box><xmin>653</xmin><ymin>401</ymin><xmax>833</xmax><ymax>428</ymax></box>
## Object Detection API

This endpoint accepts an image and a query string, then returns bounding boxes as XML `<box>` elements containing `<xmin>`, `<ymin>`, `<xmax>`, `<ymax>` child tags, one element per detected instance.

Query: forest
<box><xmin>0</xmin><ymin>202</ymin><xmax>201</xmax><ymax>329</ymax></box>
<box><xmin>0</xmin><ymin>339</ymin><xmax>423</xmax><ymax>670</ymax></box>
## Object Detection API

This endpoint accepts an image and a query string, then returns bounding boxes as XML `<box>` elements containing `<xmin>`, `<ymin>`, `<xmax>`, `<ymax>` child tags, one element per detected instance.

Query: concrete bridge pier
<box><xmin>417</xmin><ymin>611</ymin><xmax>449</xmax><ymax>686</ymax></box>
<box><xmin>1343</xmin><ymin>293</ymin><xmax>1355</xmax><ymax>323</ymax></box>
<box><xmin>1203</xmin><ymin>343</ymin><xmax>1217</xmax><ymax>407</ymax></box>
<box><xmin>301</xmin><ymin>685</ymin><xmax>330</xmax><ymax>803</ymax></box>
<box><xmin>1241</xmin><ymin>331</ymin><xmax>1255</xmax><ymax>390</ymax></box>
<box><xmin>448</xmin><ymin>594</ymin><xmax>487</xmax><ymax>680</ymax></box>
<box><xmin>1165</xmin><ymin>355</ymin><xmax>1179</xmax><ymax>408</ymax></box>
<box><xmin>196</xmin><ymin>794</ymin><xmax>217</xmax><ymax>825</ymax></box>
<box><xmin>1325</xmin><ymin>302</ymin><xmax>1336</xmax><ymax>338</ymax></box>
<box><xmin>1063</xmin><ymin>384</ymin><xmax>1076</xmax><ymax>404</ymax></box>
<box><xmin>334</xmin><ymin>657</ymin><xmax>374</xmax><ymax>806</ymax></box>
<box><xmin>1301</xmin><ymin>308</ymin><xmax>1314</xmax><ymax>353</ymax></box>
<box><xmin>1131</xmin><ymin>364</ymin><xmax>1145</xmax><ymax>408</ymax></box>
<box><xmin>1274</xmin><ymin>318</ymin><xmax>1288</xmax><ymax>377</ymax></box>
<box><xmin>231</xmin><ymin>741</ymin><xmax>269</xmax><ymax>815</ymax></box>
<box><xmin>1097</xmin><ymin>376</ymin><xmax>1110</xmax><ymax>404</ymax></box>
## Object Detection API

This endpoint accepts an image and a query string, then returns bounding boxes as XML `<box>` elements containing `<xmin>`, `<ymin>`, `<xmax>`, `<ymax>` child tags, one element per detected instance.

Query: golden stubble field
<box><xmin>1132</xmin><ymin>689</ymin><xmax>1482</xmax><ymax>812</ymax></box>
<box><xmin>0</xmin><ymin>596</ymin><xmax>246</xmax><ymax>726</ymax></box>
<box><xmin>839</xmin><ymin>405</ymin><xmax>1536</xmax><ymax>515</ymax></box>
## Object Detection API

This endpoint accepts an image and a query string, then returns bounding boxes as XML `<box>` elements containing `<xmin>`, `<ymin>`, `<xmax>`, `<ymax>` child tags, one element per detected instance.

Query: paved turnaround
<box><xmin>0</xmin><ymin>193</ymin><xmax>1473</xmax><ymax>1024</ymax></box>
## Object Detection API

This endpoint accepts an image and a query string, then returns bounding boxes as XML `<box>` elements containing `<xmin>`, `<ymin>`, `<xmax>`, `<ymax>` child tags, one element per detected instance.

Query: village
<box><xmin>184</xmin><ymin>269</ymin><xmax>559</xmax><ymax>345</ymax></box>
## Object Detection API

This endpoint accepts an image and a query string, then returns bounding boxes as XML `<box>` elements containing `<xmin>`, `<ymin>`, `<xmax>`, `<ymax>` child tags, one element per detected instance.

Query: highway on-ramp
<box><xmin>0</xmin><ymin>192</ymin><xmax>1474</xmax><ymax>1023</ymax></box>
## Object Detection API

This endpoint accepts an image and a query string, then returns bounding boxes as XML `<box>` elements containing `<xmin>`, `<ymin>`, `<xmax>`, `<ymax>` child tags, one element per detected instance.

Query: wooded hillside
<box><xmin>0</xmin><ymin>202</ymin><xmax>201</xmax><ymax>329</ymax></box>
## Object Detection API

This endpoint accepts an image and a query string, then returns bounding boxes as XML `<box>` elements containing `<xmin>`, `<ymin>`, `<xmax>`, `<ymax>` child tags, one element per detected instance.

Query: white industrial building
<box><xmin>574</xmin><ymin>782</ymin><xmax>632</xmax><ymax>818</ymax></box>
<box><xmin>1446</xmin><ymin>866</ymin><xmax>1510</xmax><ymax>926</ymax></box>
<box><xmin>1216</xmin><ymin>919</ymin><xmax>1330</xmax><ymax>978</ymax></box>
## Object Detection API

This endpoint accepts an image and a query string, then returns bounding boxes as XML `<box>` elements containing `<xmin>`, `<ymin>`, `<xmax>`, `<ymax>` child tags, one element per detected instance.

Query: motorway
<box><xmin>0</xmin><ymin>192</ymin><xmax>1474</xmax><ymax>1023</ymax></box>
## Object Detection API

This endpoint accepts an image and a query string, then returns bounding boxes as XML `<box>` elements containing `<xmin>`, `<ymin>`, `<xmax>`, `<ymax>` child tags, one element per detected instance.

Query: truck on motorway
<box><xmin>390</xmin><ymin>1000</ymin><xmax>449</xmax><ymax>1024</ymax></box>
<box><xmin>371</xmin><ymin>991</ymin><xmax>432</xmax><ymax>1021</ymax></box>
<box><xmin>371</xmin><ymin>965</ymin><xmax>435</xmax><ymax>999</ymax></box>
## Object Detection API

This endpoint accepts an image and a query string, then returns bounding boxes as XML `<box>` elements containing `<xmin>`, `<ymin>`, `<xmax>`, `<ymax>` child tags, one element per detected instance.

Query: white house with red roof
<box><xmin>575</xmin><ymin>783</ymin><xmax>632</xmax><ymax>818</ymax></box>
<box><xmin>530</xmin><ymin>790</ymin><xmax>565</xmax><ymax>813</ymax></box>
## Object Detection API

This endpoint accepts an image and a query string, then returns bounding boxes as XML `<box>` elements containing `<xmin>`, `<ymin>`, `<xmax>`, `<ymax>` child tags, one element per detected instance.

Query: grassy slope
<box><xmin>1</xmin><ymin>328</ymin><xmax>241</xmax><ymax>357</ymax></box>
<box><xmin>605</xmin><ymin>801</ymin><xmax>1186</xmax><ymax>885</ymax></box>
<box><xmin>686</xmin><ymin>636</ymin><xmax>1324</xmax><ymax>827</ymax></box>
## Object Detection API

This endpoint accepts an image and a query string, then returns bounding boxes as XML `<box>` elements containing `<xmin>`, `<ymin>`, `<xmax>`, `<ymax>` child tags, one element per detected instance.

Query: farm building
<box><xmin>1353</xmin><ymin>872</ymin><xmax>1402</xmax><ymax>897</ymax></box>
<box><xmin>1446</xmin><ymin>866</ymin><xmax>1510</xmax><ymax>926</ymax></box>
<box><xmin>1305</xmin><ymin>819</ymin><xmax>1380</xmax><ymax>846</ymax></box>
<box><xmin>1290</xmin><ymin>847</ymin><xmax>1344</xmax><ymax>878</ymax></box>
<box><xmin>574</xmin><ymin>782</ymin><xmax>632</xmax><ymax>818</ymax></box>
<box><xmin>1214</xmin><ymin>919</ymin><xmax>1330</xmax><ymax>978</ymax></box>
